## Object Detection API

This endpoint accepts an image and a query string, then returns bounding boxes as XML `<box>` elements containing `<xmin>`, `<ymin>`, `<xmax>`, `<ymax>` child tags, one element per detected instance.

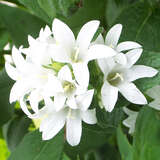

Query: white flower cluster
<box><xmin>5</xmin><ymin>19</ymin><xmax>158</xmax><ymax>146</ymax></box>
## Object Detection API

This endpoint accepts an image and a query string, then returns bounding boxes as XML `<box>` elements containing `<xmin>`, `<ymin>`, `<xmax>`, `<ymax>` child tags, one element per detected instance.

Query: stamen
<box><xmin>107</xmin><ymin>72</ymin><xmax>124</xmax><ymax>86</ymax></box>
<box><xmin>71</xmin><ymin>47</ymin><xmax>80</xmax><ymax>63</ymax></box>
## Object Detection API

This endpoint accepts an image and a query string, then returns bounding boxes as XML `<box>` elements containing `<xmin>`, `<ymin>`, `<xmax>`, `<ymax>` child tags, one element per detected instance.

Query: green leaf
<box><xmin>37</xmin><ymin>0</ymin><xmax>57</xmax><ymax>20</ymax></box>
<box><xmin>17</xmin><ymin>0</ymin><xmax>51</xmax><ymax>24</ymax></box>
<box><xmin>115</xmin><ymin>2</ymin><xmax>160</xmax><ymax>52</ymax></box>
<box><xmin>0</xmin><ymin>138</ymin><xmax>10</xmax><ymax>160</ymax></box>
<box><xmin>65</xmin><ymin>124</ymin><xmax>109</xmax><ymax>159</ymax></box>
<box><xmin>117</xmin><ymin>126</ymin><xmax>133</xmax><ymax>160</ymax></box>
<box><xmin>9</xmin><ymin>130</ymin><xmax>64</xmax><ymax>160</ymax></box>
<box><xmin>63</xmin><ymin>153</ymin><xmax>71</xmax><ymax>160</ymax></box>
<box><xmin>64</xmin><ymin>0</ymin><xmax>107</xmax><ymax>35</ymax></box>
<box><xmin>0</xmin><ymin>29</ymin><xmax>10</xmax><ymax>51</ymax></box>
<box><xmin>96</xmin><ymin>142</ymin><xmax>121</xmax><ymax>160</ymax></box>
<box><xmin>0</xmin><ymin>3</ymin><xmax>46</xmax><ymax>47</ymax></box>
<box><xmin>96</xmin><ymin>107</ymin><xmax>125</xmax><ymax>134</ymax></box>
<box><xmin>141</xmin><ymin>0</ymin><xmax>160</xmax><ymax>8</ymax></box>
<box><xmin>133</xmin><ymin>107</ymin><xmax>160</xmax><ymax>160</ymax></box>
<box><xmin>3</xmin><ymin>115</ymin><xmax>31</xmax><ymax>151</ymax></box>
<box><xmin>58</xmin><ymin>0</ymin><xmax>79</xmax><ymax>17</ymax></box>
<box><xmin>37</xmin><ymin>0</ymin><xmax>77</xmax><ymax>19</ymax></box>
<box><xmin>106</xmin><ymin>0</ymin><xmax>135</xmax><ymax>27</ymax></box>
<box><xmin>0</xmin><ymin>69</ymin><xmax>14</xmax><ymax>127</ymax></box>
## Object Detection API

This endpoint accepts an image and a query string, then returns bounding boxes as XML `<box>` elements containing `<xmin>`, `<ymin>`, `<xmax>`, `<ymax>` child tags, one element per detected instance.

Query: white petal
<box><xmin>118</xmin><ymin>82</ymin><xmax>147</xmax><ymax>105</ymax></box>
<box><xmin>66</xmin><ymin>97</ymin><xmax>77</xmax><ymax>109</ymax></box>
<box><xmin>29</xmin><ymin>90</ymin><xmax>41</xmax><ymax>113</ymax></box>
<box><xmin>9</xmin><ymin>80</ymin><xmax>30</xmax><ymax>103</ymax></box>
<box><xmin>125</xmin><ymin>65</ymin><xmax>158</xmax><ymax>82</ymax></box>
<box><xmin>58</xmin><ymin>65</ymin><xmax>73</xmax><ymax>82</ymax></box>
<box><xmin>19</xmin><ymin>97</ymin><xmax>32</xmax><ymax>117</ymax></box>
<box><xmin>81</xmin><ymin>109</ymin><xmax>97</xmax><ymax>124</ymax></box>
<box><xmin>39</xmin><ymin>111</ymin><xmax>55</xmax><ymax>132</ymax></box>
<box><xmin>54</xmin><ymin>94</ymin><xmax>66</xmax><ymax>111</ymax></box>
<box><xmin>123</xmin><ymin>115</ymin><xmax>137</xmax><ymax>134</ymax></box>
<box><xmin>146</xmin><ymin>85</ymin><xmax>160</xmax><ymax>99</ymax></box>
<box><xmin>116</xmin><ymin>41</ymin><xmax>142</xmax><ymax>52</ymax></box>
<box><xmin>39</xmin><ymin>25</ymin><xmax>51</xmax><ymax>40</ymax></box>
<box><xmin>44</xmin><ymin>74</ymin><xmax>63</xmax><ymax>96</ymax></box>
<box><xmin>123</xmin><ymin>107</ymin><xmax>137</xmax><ymax>116</ymax></box>
<box><xmin>66</xmin><ymin>111</ymin><xmax>82</xmax><ymax>146</ymax></box>
<box><xmin>76</xmin><ymin>20</ymin><xmax>100</xmax><ymax>52</ymax></box>
<box><xmin>44</xmin><ymin>97</ymin><xmax>54</xmax><ymax>108</ymax></box>
<box><xmin>125</xmin><ymin>48</ymin><xmax>143</xmax><ymax>68</ymax></box>
<box><xmin>42</xmin><ymin>113</ymin><xmax>65</xmax><ymax>140</ymax></box>
<box><xmin>148</xmin><ymin>100</ymin><xmax>160</xmax><ymax>110</ymax></box>
<box><xmin>97</xmin><ymin>57</ymin><xmax>115</xmax><ymax>75</ymax></box>
<box><xmin>72</xmin><ymin>63</ymin><xmax>89</xmax><ymax>88</ymax></box>
<box><xmin>105</xmin><ymin>24</ymin><xmax>122</xmax><ymax>48</ymax></box>
<box><xmin>28</xmin><ymin>35</ymin><xmax>37</xmax><ymax>46</ymax></box>
<box><xmin>5</xmin><ymin>63</ymin><xmax>20</xmax><ymax>81</ymax></box>
<box><xmin>49</xmin><ymin>44</ymin><xmax>70</xmax><ymax>63</ymax></box>
<box><xmin>52</xmin><ymin>18</ymin><xmax>75</xmax><ymax>52</ymax></box>
<box><xmin>101</xmin><ymin>82</ymin><xmax>118</xmax><ymax>112</ymax></box>
<box><xmin>114</xmin><ymin>52</ymin><xmax>127</xmax><ymax>65</ymax></box>
<box><xmin>91</xmin><ymin>34</ymin><xmax>104</xmax><ymax>45</ymax></box>
<box><xmin>86</xmin><ymin>44</ymin><xmax>116</xmax><ymax>62</ymax></box>
<box><xmin>76</xmin><ymin>89</ymin><xmax>94</xmax><ymax>111</ymax></box>
<box><xmin>4</xmin><ymin>54</ymin><xmax>13</xmax><ymax>64</ymax></box>
<box><xmin>12</xmin><ymin>46</ymin><xmax>25</xmax><ymax>69</ymax></box>
<box><xmin>29</xmin><ymin>106</ymin><xmax>48</xmax><ymax>119</ymax></box>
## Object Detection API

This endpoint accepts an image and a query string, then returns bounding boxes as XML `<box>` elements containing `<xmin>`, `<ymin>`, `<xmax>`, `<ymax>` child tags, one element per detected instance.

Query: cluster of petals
<box><xmin>95</xmin><ymin>24</ymin><xmax>158</xmax><ymax>112</ymax></box>
<box><xmin>5</xmin><ymin>18</ymin><xmax>158</xmax><ymax>145</ymax></box>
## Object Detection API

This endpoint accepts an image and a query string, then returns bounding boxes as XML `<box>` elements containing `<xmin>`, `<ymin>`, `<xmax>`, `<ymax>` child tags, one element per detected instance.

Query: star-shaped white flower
<box><xmin>93</xmin><ymin>24</ymin><xmax>142</xmax><ymax>65</ymax></box>
<box><xmin>98</xmin><ymin>48</ymin><xmax>158</xmax><ymax>112</ymax></box>
<box><xmin>44</xmin><ymin>65</ymin><xmax>86</xmax><ymax>111</ymax></box>
<box><xmin>29</xmin><ymin>89</ymin><xmax>96</xmax><ymax>146</ymax></box>
<box><xmin>146</xmin><ymin>85</ymin><xmax>160</xmax><ymax>110</ymax></box>
<box><xmin>5</xmin><ymin>46</ymin><xmax>36</xmax><ymax>103</ymax></box>
<box><xmin>49</xmin><ymin>18</ymin><xmax>116</xmax><ymax>87</ymax></box>
<box><xmin>5</xmin><ymin>46</ymin><xmax>56</xmax><ymax>114</ymax></box>
<box><xmin>123</xmin><ymin>107</ymin><xmax>138</xmax><ymax>134</ymax></box>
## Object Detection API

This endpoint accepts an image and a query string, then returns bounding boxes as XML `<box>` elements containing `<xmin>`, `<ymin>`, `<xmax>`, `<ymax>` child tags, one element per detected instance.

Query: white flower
<box><xmin>93</xmin><ymin>24</ymin><xmax>142</xmax><ymax>65</ymax></box>
<box><xmin>30</xmin><ymin>89</ymin><xmax>96</xmax><ymax>146</ymax></box>
<box><xmin>5</xmin><ymin>46</ymin><xmax>56</xmax><ymax>113</ymax></box>
<box><xmin>98</xmin><ymin>48</ymin><xmax>158</xmax><ymax>112</ymax></box>
<box><xmin>123</xmin><ymin>107</ymin><xmax>138</xmax><ymax>134</ymax></box>
<box><xmin>44</xmin><ymin>65</ymin><xmax>86</xmax><ymax>111</ymax></box>
<box><xmin>146</xmin><ymin>85</ymin><xmax>160</xmax><ymax>110</ymax></box>
<box><xmin>49</xmin><ymin>18</ymin><xmax>116</xmax><ymax>87</ymax></box>
<box><xmin>5</xmin><ymin>46</ymin><xmax>35</xmax><ymax>103</ymax></box>
<box><xmin>22</xmin><ymin>25</ymin><xmax>55</xmax><ymax>66</ymax></box>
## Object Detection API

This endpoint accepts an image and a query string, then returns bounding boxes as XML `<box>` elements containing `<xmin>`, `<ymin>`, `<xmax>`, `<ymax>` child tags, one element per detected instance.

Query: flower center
<box><xmin>71</xmin><ymin>47</ymin><xmax>80</xmax><ymax>63</ymax></box>
<box><xmin>62</xmin><ymin>81</ymin><xmax>76</xmax><ymax>96</ymax></box>
<box><xmin>107</xmin><ymin>72</ymin><xmax>123</xmax><ymax>86</ymax></box>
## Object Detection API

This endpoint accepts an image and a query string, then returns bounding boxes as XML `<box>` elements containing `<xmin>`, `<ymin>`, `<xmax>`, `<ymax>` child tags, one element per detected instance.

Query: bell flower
<box><xmin>98</xmin><ymin>48</ymin><xmax>158</xmax><ymax>112</ymax></box>
<box><xmin>5</xmin><ymin>46</ymin><xmax>56</xmax><ymax>112</ymax></box>
<box><xmin>30</xmin><ymin>89</ymin><xmax>96</xmax><ymax>146</ymax></box>
<box><xmin>44</xmin><ymin>65</ymin><xmax>86</xmax><ymax>111</ymax></box>
<box><xmin>49</xmin><ymin>18</ymin><xmax>116</xmax><ymax>87</ymax></box>
<box><xmin>93</xmin><ymin>24</ymin><xmax>142</xmax><ymax>65</ymax></box>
